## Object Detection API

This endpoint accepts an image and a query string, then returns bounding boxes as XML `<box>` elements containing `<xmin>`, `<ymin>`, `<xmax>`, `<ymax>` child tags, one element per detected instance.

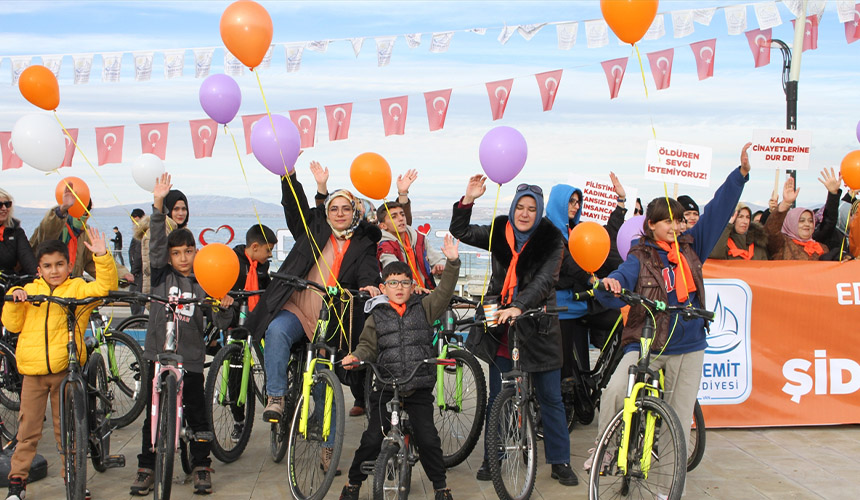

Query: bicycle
<box><xmin>268</xmin><ymin>272</ymin><xmax>365</xmax><ymax>500</ymax></box>
<box><xmin>203</xmin><ymin>289</ymin><xmax>267</xmax><ymax>463</ymax></box>
<box><xmin>484</xmin><ymin>305</ymin><xmax>566</xmax><ymax>500</ymax></box>
<box><xmin>4</xmin><ymin>294</ymin><xmax>126</xmax><ymax>500</ymax></box>
<box><xmin>350</xmin><ymin>357</ymin><xmax>456</xmax><ymax>500</ymax></box>
<box><xmin>587</xmin><ymin>284</ymin><xmax>714</xmax><ymax>500</ymax></box>
<box><xmin>0</xmin><ymin>273</ymin><xmax>36</xmax><ymax>433</ymax></box>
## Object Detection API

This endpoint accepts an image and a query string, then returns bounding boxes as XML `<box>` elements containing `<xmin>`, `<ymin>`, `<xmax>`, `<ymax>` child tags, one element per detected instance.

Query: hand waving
<box><xmin>309</xmin><ymin>160</ymin><xmax>329</xmax><ymax>186</ymax></box>
<box><xmin>817</xmin><ymin>167</ymin><xmax>841</xmax><ymax>195</ymax></box>
<box><xmin>463</xmin><ymin>175</ymin><xmax>487</xmax><ymax>204</ymax></box>
<box><xmin>82</xmin><ymin>226</ymin><xmax>108</xmax><ymax>256</ymax></box>
<box><xmin>397</xmin><ymin>169</ymin><xmax>418</xmax><ymax>194</ymax></box>
<box><xmin>441</xmin><ymin>233</ymin><xmax>459</xmax><ymax>261</ymax></box>
<box><xmin>609</xmin><ymin>171</ymin><xmax>626</xmax><ymax>200</ymax></box>
<box><xmin>780</xmin><ymin>177</ymin><xmax>800</xmax><ymax>212</ymax></box>
<box><xmin>740</xmin><ymin>142</ymin><xmax>753</xmax><ymax>176</ymax></box>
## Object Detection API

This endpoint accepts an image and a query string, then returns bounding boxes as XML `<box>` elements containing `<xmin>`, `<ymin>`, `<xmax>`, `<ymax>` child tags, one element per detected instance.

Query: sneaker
<box><xmin>348</xmin><ymin>406</ymin><xmax>365</xmax><ymax>417</ymax></box>
<box><xmin>85</xmin><ymin>489</ymin><xmax>92</xmax><ymax>500</ymax></box>
<box><xmin>192</xmin><ymin>466</ymin><xmax>213</xmax><ymax>495</ymax></box>
<box><xmin>476</xmin><ymin>460</ymin><xmax>491</xmax><ymax>481</ymax></box>
<box><xmin>6</xmin><ymin>476</ymin><xmax>25</xmax><ymax>500</ymax></box>
<box><xmin>339</xmin><ymin>484</ymin><xmax>360</xmax><ymax>500</ymax></box>
<box><xmin>434</xmin><ymin>488</ymin><xmax>454</xmax><ymax>500</ymax></box>
<box><xmin>320</xmin><ymin>447</ymin><xmax>342</xmax><ymax>477</ymax></box>
<box><xmin>583</xmin><ymin>447</ymin><xmax>613</xmax><ymax>472</ymax></box>
<box><xmin>262</xmin><ymin>396</ymin><xmax>285</xmax><ymax>422</ymax></box>
<box><xmin>551</xmin><ymin>463</ymin><xmax>579</xmax><ymax>486</ymax></box>
<box><xmin>130</xmin><ymin>468</ymin><xmax>154</xmax><ymax>496</ymax></box>
<box><xmin>231</xmin><ymin>422</ymin><xmax>245</xmax><ymax>443</ymax></box>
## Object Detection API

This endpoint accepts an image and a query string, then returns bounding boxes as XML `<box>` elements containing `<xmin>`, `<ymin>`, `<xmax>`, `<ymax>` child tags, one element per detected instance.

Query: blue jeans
<box><xmin>264</xmin><ymin>310</ymin><xmax>306</xmax><ymax>397</ymax></box>
<box><xmin>484</xmin><ymin>356</ymin><xmax>570</xmax><ymax>464</ymax></box>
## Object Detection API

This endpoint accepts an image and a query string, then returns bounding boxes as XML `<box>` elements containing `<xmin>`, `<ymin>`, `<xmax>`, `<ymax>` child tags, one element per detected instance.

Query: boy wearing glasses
<box><xmin>340</xmin><ymin>234</ymin><xmax>461</xmax><ymax>500</ymax></box>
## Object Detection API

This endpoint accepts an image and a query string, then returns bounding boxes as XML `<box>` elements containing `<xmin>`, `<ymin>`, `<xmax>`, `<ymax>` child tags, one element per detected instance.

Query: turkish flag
<box><xmin>380</xmin><ymin>96</ymin><xmax>408</xmax><ymax>136</ymax></box>
<box><xmin>647</xmin><ymin>48</ymin><xmax>674</xmax><ymax>91</ymax></box>
<box><xmin>0</xmin><ymin>132</ymin><xmax>22</xmax><ymax>170</ymax></box>
<box><xmin>95</xmin><ymin>125</ymin><xmax>124</xmax><ymax>165</ymax></box>
<box><xmin>288</xmin><ymin>108</ymin><xmax>317</xmax><ymax>148</ymax></box>
<box><xmin>242</xmin><ymin>113</ymin><xmax>267</xmax><ymax>154</ymax></box>
<box><xmin>745</xmin><ymin>28</ymin><xmax>772</xmax><ymax>68</ymax></box>
<box><xmin>846</xmin><ymin>7</ymin><xmax>860</xmax><ymax>44</ymax></box>
<box><xmin>600</xmin><ymin>58</ymin><xmax>627</xmax><ymax>100</ymax></box>
<box><xmin>792</xmin><ymin>15</ymin><xmax>819</xmax><ymax>52</ymax></box>
<box><xmin>189</xmin><ymin>119</ymin><xmax>218</xmax><ymax>159</ymax></box>
<box><xmin>485</xmin><ymin>79</ymin><xmax>513</xmax><ymax>120</ymax></box>
<box><xmin>324</xmin><ymin>103</ymin><xmax>353</xmax><ymax>141</ymax></box>
<box><xmin>61</xmin><ymin>128</ymin><xmax>78</xmax><ymax>167</ymax></box>
<box><xmin>139</xmin><ymin>122</ymin><xmax>169</xmax><ymax>160</ymax></box>
<box><xmin>423</xmin><ymin>89</ymin><xmax>452</xmax><ymax>131</ymax></box>
<box><xmin>690</xmin><ymin>39</ymin><xmax>716</xmax><ymax>81</ymax></box>
<box><xmin>535</xmin><ymin>70</ymin><xmax>562</xmax><ymax>112</ymax></box>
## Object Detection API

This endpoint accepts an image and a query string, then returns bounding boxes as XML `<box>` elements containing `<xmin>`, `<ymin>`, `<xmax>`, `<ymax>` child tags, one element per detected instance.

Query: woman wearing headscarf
<box><xmin>765</xmin><ymin>174</ymin><xmax>835</xmax><ymax>261</ymax></box>
<box><xmin>449</xmin><ymin>175</ymin><xmax>578</xmax><ymax>487</ymax></box>
<box><xmin>137</xmin><ymin>188</ymin><xmax>190</xmax><ymax>295</ymax></box>
<box><xmin>709</xmin><ymin>202</ymin><xmax>768</xmax><ymax>260</ymax></box>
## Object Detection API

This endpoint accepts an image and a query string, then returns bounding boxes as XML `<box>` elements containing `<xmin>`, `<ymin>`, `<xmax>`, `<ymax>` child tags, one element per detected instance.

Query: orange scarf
<box><xmin>726</xmin><ymin>239</ymin><xmax>754</xmax><ymax>260</ymax></box>
<box><xmin>327</xmin><ymin>235</ymin><xmax>350</xmax><ymax>286</ymax></box>
<box><xmin>389</xmin><ymin>301</ymin><xmax>406</xmax><ymax>317</ymax></box>
<box><xmin>500</xmin><ymin>223</ymin><xmax>527</xmax><ymax>305</ymax></box>
<box><xmin>792</xmin><ymin>239</ymin><xmax>824</xmax><ymax>257</ymax></box>
<box><xmin>65</xmin><ymin>222</ymin><xmax>78</xmax><ymax>268</ymax></box>
<box><xmin>243</xmin><ymin>251</ymin><xmax>259</xmax><ymax>311</ymax></box>
<box><xmin>402</xmin><ymin>232</ymin><xmax>424</xmax><ymax>288</ymax></box>
<box><xmin>655</xmin><ymin>241</ymin><xmax>697</xmax><ymax>303</ymax></box>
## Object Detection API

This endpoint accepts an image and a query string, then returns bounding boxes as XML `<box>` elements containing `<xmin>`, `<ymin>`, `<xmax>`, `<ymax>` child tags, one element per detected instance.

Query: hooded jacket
<box><xmin>546</xmin><ymin>184</ymin><xmax>588</xmax><ymax>319</ymax></box>
<box><xmin>2</xmin><ymin>253</ymin><xmax>118</xmax><ymax>375</ymax></box>
<box><xmin>0</xmin><ymin>218</ymin><xmax>37</xmax><ymax>276</ymax></box>
<box><xmin>135</xmin><ymin>213</ymin><xmax>181</xmax><ymax>296</ymax></box>
<box><xmin>377</xmin><ymin>225</ymin><xmax>446</xmax><ymax>289</ymax></box>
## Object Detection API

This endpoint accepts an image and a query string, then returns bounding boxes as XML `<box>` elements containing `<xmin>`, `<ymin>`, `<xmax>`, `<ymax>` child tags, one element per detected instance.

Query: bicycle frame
<box><xmin>433</xmin><ymin>301</ymin><xmax>477</xmax><ymax>412</ymax></box>
<box><xmin>297</xmin><ymin>299</ymin><xmax>336</xmax><ymax>440</ymax></box>
<box><xmin>150</xmin><ymin>304</ymin><xmax>185</xmax><ymax>453</ymax></box>
<box><xmin>215</xmin><ymin>299</ymin><xmax>260</xmax><ymax>410</ymax></box>
<box><xmin>58</xmin><ymin>302</ymin><xmax>88</xmax><ymax>459</ymax></box>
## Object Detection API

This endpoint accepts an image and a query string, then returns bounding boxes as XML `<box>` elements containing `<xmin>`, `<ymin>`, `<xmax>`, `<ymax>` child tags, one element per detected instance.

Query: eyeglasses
<box><xmin>328</xmin><ymin>205</ymin><xmax>354</xmax><ymax>215</ymax></box>
<box><xmin>516</xmin><ymin>184</ymin><xmax>543</xmax><ymax>196</ymax></box>
<box><xmin>0</xmin><ymin>201</ymin><xmax>11</xmax><ymax>209</ymax></box>
<box><xmin>568</xmin><ymin>198</ymin><xmax>581</xmax><ymax>207</ymax></box>
<box><xmin>384</xmin><ymin>279</ymin><xmax>413</xmax><ymax>288</ymax></box>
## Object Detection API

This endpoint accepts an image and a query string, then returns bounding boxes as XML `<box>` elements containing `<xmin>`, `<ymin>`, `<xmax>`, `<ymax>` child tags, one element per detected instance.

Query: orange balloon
<box><xmin>350</xmin><ymin>153</ymin><xmax>392</xmax><ymax>200</ymax></box>
<box><xmin>841</xmin><ymin>150</ymin><xmax>860</xmax><ymax>190</ymax></box>
<box><xmin>569</xmin><ymin>222</ymin><xmax>611</xmax><ymax>273</ymax></box>
<box><xmin>220</xmin><ymin>0</ymin><xmax>273</xmax><ymax>69</ymax></box>
<box><xmin>19</xmin><ymin>65</ymin><xmax>60</xmax><ymax>111</ymax></box>
<box><xmin>601</xmin><ymin>0</ymin><xmax>659</xmax><ymax>44</ymax></box>
<box><xmin>193</xmin><ymin>243</ymin><xmax>240</xmax><ymax>298</ymax></box>
<box><xmin>54</xmin><ymin>177</ymin><xmax>91</xmax><ymax>219</ymax></box>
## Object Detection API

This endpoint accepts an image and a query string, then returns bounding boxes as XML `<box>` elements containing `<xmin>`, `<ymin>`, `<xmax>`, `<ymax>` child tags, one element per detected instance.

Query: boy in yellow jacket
<box><xmin>2</xmin><ymin>227</ymin><xmax>118</xmax><ymax>500</ymax></box>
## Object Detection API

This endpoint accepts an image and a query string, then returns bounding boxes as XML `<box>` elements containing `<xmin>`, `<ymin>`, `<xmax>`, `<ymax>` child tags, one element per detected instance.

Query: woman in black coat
<box><xmin>449</xmin><ymin>175</ymin><xmax>578</xmax><ymax>486</ymax></box>
<box><xmin>0</xmin><ymin>189</ymin><xmax>37</xmax><ymax>280</ymax></box>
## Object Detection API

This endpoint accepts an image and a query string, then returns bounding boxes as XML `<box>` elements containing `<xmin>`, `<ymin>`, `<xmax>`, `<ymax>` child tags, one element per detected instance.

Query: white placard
<box><xmin>644</xmin><ymin>140</ymin><xmax>713</xmax><ymax>187</ymax></box>
<box><xmin>749</xmin><ymin>129</ymin><xmax>812</xmax><ymax>170</ymax></box>
<box><xmin>566</xmin><ymin>174</ymin><xmax>638</xmax><ymax>224</ymax></box>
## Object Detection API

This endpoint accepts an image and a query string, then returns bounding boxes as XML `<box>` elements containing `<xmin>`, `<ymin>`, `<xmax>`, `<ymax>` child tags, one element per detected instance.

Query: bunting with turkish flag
<box><xmin>242</xmin><ymin>113</ymin><xmax>266</xmax><ymax>154</ymax></box>
<box><xmin>601</xmin><ymin>58</ymin><xmax>627</xmax><ymax>100</ymax></box>
<box><xmin>845</xmin><ymin>7</ymin><xmax>860</xmax><ymax>44</ymax></box>
<box><xmin>189</xmin><ymin>119</ymin><xmax>217</xmax><ymax>159</ymax></box>
<box><xmin>95</xmin><ymin>125</ymin><xmax>124</xmax><ymax>165</ymax></box>
<box><xmin>690</xmin><ymin>39</ymin><xmax>716</xmax><ymax>80</ymax></box>
<box><xmin>289</xmin><ymin>108</ymin><xmax>317</xmax><ymax>148</ymax></box>
<box><xmin>324</xmin><ymin>103</ymin><xmax>353</xmax><ymax>141</ymax></box>
<box><xmin>535</xmin><ymin>70</ymin><xmax>562</xmax><ymax>111</ymax></box>
<box><xmin>380</xmin><ymin>96</ymin><xmax>408</xmax><ymax>136</ymax></box>
<box><xmin>424</xmin><ymin>89</ymin><xmax>452</xmax><ymax>131</ymax></box>
<box><xmin>139</xmin><ymin>122</ymin><xmax>169</xmax><ymax>160</ymax></box>
<box><xmin>485</xmin><ymin>79</ymin><xmax>513</xmax><ymax>120</ymax></box>
<box><xmin>647</xmin><ymin>48</ymin><xmax>674</xmax><ymax>91</ymax></box>
<box><xmin>791</xmin><ymin>15</ymin><xmax>819</xmax><ymax>52</ymax></box>
<box><xmin>745</xmin><ymin>28</ymin><xmax>772</xmax><ymax>68</ymax></box>
<box><xmin>0</xmin><ymin>132</ymin><xmax>22</xmax><ymax>170</ymax></box>
<box><xmin>61</xmin><ymin>128</ymin><xmax>78</xmax><ymax>167</ymax></box>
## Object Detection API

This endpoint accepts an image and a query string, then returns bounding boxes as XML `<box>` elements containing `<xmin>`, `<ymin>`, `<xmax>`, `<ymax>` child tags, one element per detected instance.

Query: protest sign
<box><xmin>644</xmin><ymin>140</ymin><xmax>713</xmax><ymax>187</ymax></box>
<box><xmin>748</xmin><ymin>129</ymin><xmax>812</xmax><ymax>170</ymax></box>
<box><xmin>567</xmin><ymin>174</ymin><xmax>638</xmax><ymax>224</ymax></box>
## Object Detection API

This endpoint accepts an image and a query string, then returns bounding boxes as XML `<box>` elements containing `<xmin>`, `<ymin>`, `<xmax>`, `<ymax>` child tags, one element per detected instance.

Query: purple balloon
<box><xmin>856</xmin><ymin>120</ymin><xmax>860</xmax><ymax>143</ymax></box>
<box><xmin>617</xmin><ymin>215</ymin><xmax>646</xmax><ymax>261</ymax></box>
<box><xmin>478</xmin><ymin>126</ymin><xmax>528</xmax><ymax>184</ymax></box>
<box><xmin>251</xmin><ymin>114</ymin><xmax>301</xmax><ymax>175</ymax></box>
<box><xmin>199</xmin><ymin>74</ymin><xmax>241</xmax><ymax>125</ymax></box>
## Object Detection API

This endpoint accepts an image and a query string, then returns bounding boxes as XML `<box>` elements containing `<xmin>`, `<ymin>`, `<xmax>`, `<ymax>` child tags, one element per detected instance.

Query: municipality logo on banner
<box><xmin>698</xmin><ymin>279</ymin><xmax>753</xmax><ymax>405</ymax></box>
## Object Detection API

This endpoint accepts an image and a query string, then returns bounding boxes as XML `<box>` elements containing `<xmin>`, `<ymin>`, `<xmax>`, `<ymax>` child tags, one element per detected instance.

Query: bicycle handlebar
<box><xmin>106</xmin><ymin>290</ymin><xmax>216</xmax><ymax>308</ymax></box>
<box><xmin>345</xmin><ymin>357</ymin><xmax>455</xmax><ymax>388</ymax></box>
<box><xmin>3</xmin><ymin>294</ymin><xmax>105</xmax><ymax>307</ymax></box>
<box><xmin>594</xmin><ymin>280</ymin><xmax>714</xmax><ymax>322</ymax></box>
<box><xmin>269</xmin><ymin>271</ymin><xmax>371</xmax><ymax>299</ymax></box>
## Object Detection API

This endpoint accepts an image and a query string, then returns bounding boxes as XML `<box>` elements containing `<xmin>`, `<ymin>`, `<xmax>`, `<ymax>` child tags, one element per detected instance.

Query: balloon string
<box><xmin>52</xmin><ymin>111</ymin><xmax>140</xmax><ymax>228</ymax></box>
<box><xmin>224</xmin><ymin>124</ymin><xmax>270</xmax><ymax>248</ymax></box>
<box><xmin>479</xmin><ymin>184</ymin><xmax>502</xmax><ymax>306</ymax></box>
<box><xmin>633</xmin><ymin>43</ymin><xmax>691</xmax><ymax>305</ymax></box>
<box><xmin>383</xmin><ymin>204</ymin><xmax>424</xmax><ymax>287</ymax></box>
<box><xmin>839</xmin><ymin>191</ymin><xmax>856</xmax><ymax>261</ymax></box>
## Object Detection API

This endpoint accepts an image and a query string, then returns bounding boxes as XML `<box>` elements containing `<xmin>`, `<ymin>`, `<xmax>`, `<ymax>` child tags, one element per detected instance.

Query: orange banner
<box><xmin>699</xmin><ymin>260</ymin><xmax>860</xmax><ymax>427</ymax></box>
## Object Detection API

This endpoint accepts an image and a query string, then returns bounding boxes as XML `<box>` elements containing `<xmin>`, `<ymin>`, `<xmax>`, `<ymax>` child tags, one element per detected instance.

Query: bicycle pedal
<box><xmin>103</xmin><ymin>454</ymin><xmax>126</xmax><ymax>468</ymax></box>
<box><xmin>193</xmin><ymin>431</ymin><xmax>215</xmax><ymax>442</ymax></box>
<box><xmin>360</xmin><ymin>461</ymin><xmax>375</xmax><ymax>476</ymax></box>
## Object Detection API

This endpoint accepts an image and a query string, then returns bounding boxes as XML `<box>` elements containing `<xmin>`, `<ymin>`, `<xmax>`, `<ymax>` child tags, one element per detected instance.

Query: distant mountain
<box><xmin>16</xmin><ymin>195</ymin><xmax>285</xmax><ymax>218</ymax></box>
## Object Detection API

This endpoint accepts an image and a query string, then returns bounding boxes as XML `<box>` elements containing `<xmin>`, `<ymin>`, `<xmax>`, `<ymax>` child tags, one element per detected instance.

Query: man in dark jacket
<box><xmin>128</xmin><ymin>209</ymin><xmax>145</xmax><ymax>314</ymax></box>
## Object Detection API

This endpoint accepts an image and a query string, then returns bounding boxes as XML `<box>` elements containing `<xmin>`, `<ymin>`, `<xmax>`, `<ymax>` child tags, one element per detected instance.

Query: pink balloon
<box><xmin>250</xmin><ymin>114</ymin><xmax>301</xmax><ymax>175</ymax></box>
<box><xmin>617</xmin><ymin>215</ymin><xmax>646</xmax><ymax>261</ymax></box>
<box><xmin>478</xmin><ymin>126</ymin><xmax>528</xmax><ymax>184</ymax></box>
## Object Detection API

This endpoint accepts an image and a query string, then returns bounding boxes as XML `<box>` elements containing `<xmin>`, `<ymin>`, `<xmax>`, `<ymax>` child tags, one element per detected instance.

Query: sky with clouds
<box><xmin>0</xmin><ymin>0</ymin><xmax>858</xmax><ymax>214</ymax></box>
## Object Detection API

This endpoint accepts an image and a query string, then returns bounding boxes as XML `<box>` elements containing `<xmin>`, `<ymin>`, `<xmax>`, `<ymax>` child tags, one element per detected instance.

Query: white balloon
<box><xmin>11</xmin><ymin>113</ymin><xmax>65</xmax><ymax>172</ymax></box>
<box><xmin>131</xmin><ymin>153</ymin><xmax>165</xmax><ymax>192</ymax></box>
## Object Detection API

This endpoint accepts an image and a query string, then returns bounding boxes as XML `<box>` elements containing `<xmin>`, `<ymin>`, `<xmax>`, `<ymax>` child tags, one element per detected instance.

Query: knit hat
<box><xmin>677</xmin><ymin>195</ymin><xmax>699</xmax><ymax>214</ymax></box>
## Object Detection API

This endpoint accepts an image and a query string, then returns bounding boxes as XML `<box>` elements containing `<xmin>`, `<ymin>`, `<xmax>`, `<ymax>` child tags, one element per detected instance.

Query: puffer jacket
<box><xmin>1</xmin><ymin>253</ymin><xmax>118</xmax><ymax>375</ymax></box>
<box><xmin>134</xmin><ymin>213</ymin><xmax>181</xmax><ymax>296</ymax></box>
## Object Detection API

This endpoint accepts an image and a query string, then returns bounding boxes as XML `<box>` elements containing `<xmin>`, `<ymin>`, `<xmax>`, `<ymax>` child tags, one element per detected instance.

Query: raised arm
<box><xmin>812</xmin><ymin>168</ymin><xmax>841</xmax><ymax>244</ymax></box>
<box><xmin>81</xmin><ymin>227</ymin><xmax>119</xmax><ymax>295</ymax></box>
<box><xmin>448</xmin><ymin>175</ymin><xmax>492</xmax><ymax>250</ymax></box>
<box><xmin>281</xmin><ymin>172</ymin><xmax>312</xmax><ymax>238</ymax></box>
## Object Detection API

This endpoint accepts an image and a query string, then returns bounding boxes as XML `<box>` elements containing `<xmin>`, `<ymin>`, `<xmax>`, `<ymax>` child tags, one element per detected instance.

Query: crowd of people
<box><xmin>0</xmin><ymin>141</ymin><xmax>858</xmax><ymax>499</ymax></box>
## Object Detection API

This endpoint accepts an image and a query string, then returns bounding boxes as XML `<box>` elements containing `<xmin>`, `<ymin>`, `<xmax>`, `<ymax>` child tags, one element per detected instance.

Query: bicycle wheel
<box><xmin>0</xmin><ymin>341</ymin><xmax>21</xmax><ymax>441</ymax></box>
<box><xmin>117</xmin><ymin>313</ymin><xmax>149</xmax><ymax>340</ymax></box>
<box><xmin>154</xmin><ymin>376</ymin><xmax>177</xmax><ymax>500</ymax></box>
<box><xmin>271</xmin><ymin>353</ymin><xmax>300</xmax><ymax>463</ymax></box>
<box><xmin>287</xmin><ymin>368</ymin><xmax>345</xmax><ymax>500</ymax></box>
<box><xmin>62</xmin><ymin>381</ymin><xmax>88</xmax><ymax>500</ymax></box>
<box><xmin>87</xmin><ymin>353</ymin><xmax>110</xmax><ymax>473</ymax></box>
<box><xmin>432</xmin><ymin>349</ymin><xmax>486</xmax><ymax>468</ymax></box>
<box><xmin>487</xmin><ymin>387</ymin><xmax>537</xmax><ymax>500</ymax></box>
<box><xmin>372</xmin><ymin>440</ymin><xmax>412</xmax><ymax>500</ymax></box>
<box><xmin>251</xmin><ymin>340</ymin><xmax>267</xmax><ymax>405</ymax></box>
<box><xmin>687</xmin><ymin>401</ymin><xmax>706</xmax><ymax>472</ymax></box>
<box><xmin>589</xmin><ymin>395</ymin><xmax>686</xmax><ymax>500</ymax></box>
<box><xmin>205</xmin><ymin>343</ymin><xmax>255</xmax><ymax>463</ymax></box>
<box><xmin>101</xmin><ymin>329</ymin><xmax>146</xmax><ymax>428</ymax></box>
